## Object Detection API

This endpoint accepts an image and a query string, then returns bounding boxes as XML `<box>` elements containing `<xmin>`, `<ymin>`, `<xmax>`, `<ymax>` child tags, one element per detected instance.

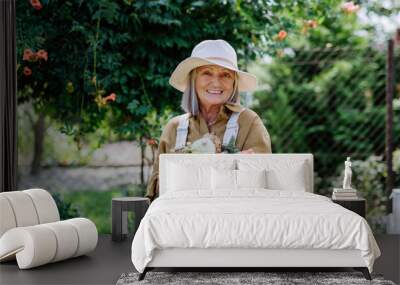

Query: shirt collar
<box><xmin>191</xmin><ymin>103</ymin><xmax>243</xmax><ymax>122</ymax></box>
<box><xmin>219</xmin><ymin>103</ymin><xmax>242</xmax><ymax>120</ymax></box>
<box><xmin>224</xmin><ymin>103</ymin><xmax>242</xmax><ymax>113</ymax></box>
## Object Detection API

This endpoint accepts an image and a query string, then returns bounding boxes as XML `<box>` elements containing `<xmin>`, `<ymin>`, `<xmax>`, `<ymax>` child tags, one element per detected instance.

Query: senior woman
<box><xmin>146</xmin><ymin>39</ymin><xmax>272</xmax><ymax>201</ymax></box>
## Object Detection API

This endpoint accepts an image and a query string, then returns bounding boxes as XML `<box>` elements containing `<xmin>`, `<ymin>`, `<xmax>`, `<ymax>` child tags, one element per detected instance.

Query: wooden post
<box><xmin>386</xmin><ymin>37</ymin><xmax>395</xmax><ymax>214</ymax></box>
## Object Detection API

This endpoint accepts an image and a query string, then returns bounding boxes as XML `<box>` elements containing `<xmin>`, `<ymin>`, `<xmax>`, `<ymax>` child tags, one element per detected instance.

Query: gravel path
<box><xmin>17</xmin><ymin>165</ymin><xmax>152</xmax><ymax>192</ymax></box>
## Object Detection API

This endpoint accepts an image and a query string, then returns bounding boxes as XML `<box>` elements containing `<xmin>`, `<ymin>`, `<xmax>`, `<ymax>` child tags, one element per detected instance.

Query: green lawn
<box><xmin>57</xmin><ymin>184</ymin><xmax>146</xmax><ymax>234</ymax></box>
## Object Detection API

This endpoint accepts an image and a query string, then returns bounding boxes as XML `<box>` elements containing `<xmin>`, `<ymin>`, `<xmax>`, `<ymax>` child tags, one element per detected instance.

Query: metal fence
<box><xmin>253</xmin><ymin>43</ymin><xmax>399</xmax><ymax>196</ymax></box>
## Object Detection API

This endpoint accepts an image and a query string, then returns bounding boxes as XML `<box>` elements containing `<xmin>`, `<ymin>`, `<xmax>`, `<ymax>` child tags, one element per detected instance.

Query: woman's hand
<box><xmin>240</xmin><ymin>148</ymin><xmax>254</xmax><ymax>154</ymax></box>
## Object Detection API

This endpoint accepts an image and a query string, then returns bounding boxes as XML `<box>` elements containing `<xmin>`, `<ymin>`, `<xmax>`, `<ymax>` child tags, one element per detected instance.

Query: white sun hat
<box><xmin>169</xmin><ymin>39</ymin><xmax>257</xmax><ymax>92</ymax></box>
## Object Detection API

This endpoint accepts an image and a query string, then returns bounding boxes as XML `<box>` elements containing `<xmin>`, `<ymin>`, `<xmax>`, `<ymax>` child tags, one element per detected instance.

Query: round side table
<box><xmin>111</xmin><ymin>197</ymin><xmax>150</xmax><ymax>242</ymax></box>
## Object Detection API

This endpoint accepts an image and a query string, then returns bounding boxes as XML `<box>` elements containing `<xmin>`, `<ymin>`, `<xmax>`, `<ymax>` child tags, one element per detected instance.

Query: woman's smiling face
<box><xmin>195</xmin><ymin>65</ymin><xmax>235</xmax><ymax>108</ymax></box>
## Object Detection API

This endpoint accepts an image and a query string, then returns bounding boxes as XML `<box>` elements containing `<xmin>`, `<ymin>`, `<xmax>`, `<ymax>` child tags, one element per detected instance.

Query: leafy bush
<box><xmin>251</xmin><ymin>1</ymin><xmax>400</xmax><ymax>197</ymax></box>
<box><xmin>61</xmin><ymin>184</ymin><xmax>146</xmax><ymax>234</ymax></box>
<box><xmin>17</xmin><ymin>0</ymin><xmax>347</xmax><ymax>144</ymax></box>
<box><xmin>51</xmin><ymin>192</ymin><xmax>80</xmax><ymax>220</ymax></box>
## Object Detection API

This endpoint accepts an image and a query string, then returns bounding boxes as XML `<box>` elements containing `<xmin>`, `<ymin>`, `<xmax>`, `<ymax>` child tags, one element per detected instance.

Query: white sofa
<box><xmin>0</xmin><ymin>189</ymin><xmax>98</xmax><ymax>269</ymax></box>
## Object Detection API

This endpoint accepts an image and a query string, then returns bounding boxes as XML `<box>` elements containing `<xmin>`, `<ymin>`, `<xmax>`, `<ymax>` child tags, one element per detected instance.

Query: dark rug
<box><xmin>116</xmin><ymin>271</ymin><xmax>396</xmax><ymax>285</ymax></box>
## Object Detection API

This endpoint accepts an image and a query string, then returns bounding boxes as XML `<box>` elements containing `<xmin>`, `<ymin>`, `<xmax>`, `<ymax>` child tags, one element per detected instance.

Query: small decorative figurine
<box><xmin>342</xmin><ymin>157</ymin><xmax>353</xmax><ymax>190</ymax></box>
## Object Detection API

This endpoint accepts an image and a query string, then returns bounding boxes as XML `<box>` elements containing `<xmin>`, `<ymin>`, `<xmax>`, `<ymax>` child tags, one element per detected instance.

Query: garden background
<box><xmin>16</xmin><ymin>0</ymin><xmax>400</xmax><ymax>234</ymax></box>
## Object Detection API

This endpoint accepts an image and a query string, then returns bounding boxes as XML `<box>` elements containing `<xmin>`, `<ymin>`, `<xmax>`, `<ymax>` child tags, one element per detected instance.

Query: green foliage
<box><xmin>61</xmin><ymin>184</ymin><xmax>146</xmax><ymax>234</ymax></box>
<box><xmin>17</xmin><ymin>0</ymin><xmax>342</xmax><ymax>144</ymax></box>
<box><xmin>51</xmin><ymin>192</ymin><xmax>81</xmax><ymax>220</ymax></box>
<box><xmin>352</xmin><ymin>156</ymin><xmax>387</xmax><ymax>218</ymax></box>
<box><xmin>251</xmin><ymin>1</ymin><xmax>400</xmax><ymax>196</ymax></box>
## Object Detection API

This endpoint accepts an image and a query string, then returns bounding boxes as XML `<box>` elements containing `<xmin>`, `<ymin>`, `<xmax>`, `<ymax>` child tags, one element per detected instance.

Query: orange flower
<box><xmin>36</xmin><ymin>49</ymin><xmax>48</xmax><ymax>61</ymax></box>
<box><xmin>23</xmin><ymin>66</ymin><xmax>32</xmax><ymax>76</ymax></box>
<box><xmin>105</xmin><ymin>93</ymin><xmax>116</xmax><ymax>102</ymax></box>
<box><xmin>96</xmin><ymin>93</ymin><xmax>117</xmax><ymax>107</ymax></box>
<box><xmin>30</xmin><ymin>0</ymin><xmax>43</xmax><ymax>10</ymax></box>
<box><xmin>147</xmin><ymin>139</ymin><xmax>158</xmax><ymax>146</ymax></box>
<box><xmin>23</xmin><ymin>49</ymin><xmax>35</xmax><ymax>61</ymax></box>
<box><xmin>306</xmin><ymin>20</ymin><xmax>318</xmax><ymax>29</ymax></box>
<box><xmin>277</xmin><ymin>30</ymin><xmax>287</xmax><ymax>41</ymax></box>
<box><xmin>341</xmin><ymin>2</ymin><xmax>360</xmax><ymax>14</ymax></box>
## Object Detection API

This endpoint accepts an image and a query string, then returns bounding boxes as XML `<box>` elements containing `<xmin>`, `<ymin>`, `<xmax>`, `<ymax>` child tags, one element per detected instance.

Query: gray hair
<box><xmin>180</xmin><ymin>69</ymin><xmax>239</xmax><ymax>116</ymax></box>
